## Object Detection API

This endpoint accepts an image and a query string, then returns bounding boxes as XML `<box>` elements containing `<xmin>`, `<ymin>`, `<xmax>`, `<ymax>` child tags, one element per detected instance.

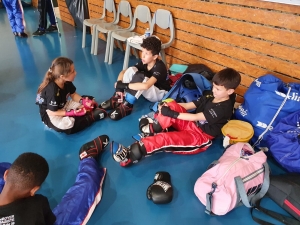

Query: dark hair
<box><xmin>212</xmin><ymin>68</ymin><xmax>241</xmax><ymax>90</ymax></box>
<box><xmin>7</xmin><ymin>153</ymin><xmax>49</xmax><ymax>190</ymax></box>
<box><xmin>37</xmin><ymin>57</ymin><xmax>73</xmax><ymax>93</ymax></box>
<box><xmin>141</xmin><ymin>36</ymin><xmax>161</xmax><ymax>56</ymax></box>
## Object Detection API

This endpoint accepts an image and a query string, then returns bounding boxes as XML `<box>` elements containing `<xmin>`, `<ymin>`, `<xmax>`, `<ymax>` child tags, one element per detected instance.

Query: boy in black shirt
<box><xmin>111</xmin><ymin>68</ymin><xmax>241</xmax><ymax>167</ymax></box>
<box><xmin>0</xmin><ymin>135</ymin><xmax>109</xmax><ymax>225</ymax></box>
<box><xmin>99</xmin><ymin>36</ymin><xmax>171</xmax><ymax>121</ymax></box>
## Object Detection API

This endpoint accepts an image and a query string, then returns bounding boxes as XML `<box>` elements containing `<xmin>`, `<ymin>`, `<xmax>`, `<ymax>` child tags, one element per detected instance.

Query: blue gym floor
<box><xmin>0</xmin><ymin>7</ymin><xmax>290</xmax><ymax>225</ymax></box>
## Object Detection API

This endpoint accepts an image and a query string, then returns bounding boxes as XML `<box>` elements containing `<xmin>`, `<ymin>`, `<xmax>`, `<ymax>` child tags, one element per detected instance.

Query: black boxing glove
<box><xmin>147</xmin><ymin>171</ymin><xmax>173</xmax><ymax>204</ymax></box>
<box><xmin>161</xmin><ymin>106</ymin><xmax>179</xmax><ymax>119</ymax></box>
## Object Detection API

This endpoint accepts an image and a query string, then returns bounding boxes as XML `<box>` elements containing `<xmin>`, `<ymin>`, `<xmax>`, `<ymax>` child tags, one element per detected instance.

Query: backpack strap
<box><xmin>205</xmin><ymin>182</ymin><xmax>217</xmax><ymax>215</ymax></box>
<box><xmin>253</xmin><ymin>86</ymin><xmax>291</xmax><ymax>147</ymax></box>
<box><xmin>251</xmin><ymin>199</ymin><xmax>300</xmax><ymax>225</ymax></box>
<box><xmin>235</xmin><ymin>162</ymin><xmax>270</xmax><ymax>208</ymax></box>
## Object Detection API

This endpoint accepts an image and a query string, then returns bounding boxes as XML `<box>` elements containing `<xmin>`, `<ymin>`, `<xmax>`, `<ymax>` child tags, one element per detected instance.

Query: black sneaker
<box><xmin>79</xmin><ymin>135</ymin><xmax>110</xmax><ymax>160</ymax></box>
<box><xmin>18</xmin><ymin>32</ymin><xmax>28</xmax><ymax>38</ymax></box>
<box><xmin>46</xmin><ymin>25</ymin><xmax>58</xmax><ymax>32</ymax></box>
<box><xmin>33</xmin><ymin>29</ymin><xmax>45</xmax><ymax>36</ymax></box>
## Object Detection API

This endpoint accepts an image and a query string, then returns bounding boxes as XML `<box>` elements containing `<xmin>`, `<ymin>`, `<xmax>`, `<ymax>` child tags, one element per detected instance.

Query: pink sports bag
<box><xmin>194</xmin><ymin>142</ymin><xmax>270</xmax><ymax>216</ymax></box>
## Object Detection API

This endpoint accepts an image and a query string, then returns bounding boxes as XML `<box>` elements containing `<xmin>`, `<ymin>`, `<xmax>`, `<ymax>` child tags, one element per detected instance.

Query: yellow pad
<box><xmin>221</xmin><ymin>120</ymin><xmax>254</xmax><ymax>144</ymax></box>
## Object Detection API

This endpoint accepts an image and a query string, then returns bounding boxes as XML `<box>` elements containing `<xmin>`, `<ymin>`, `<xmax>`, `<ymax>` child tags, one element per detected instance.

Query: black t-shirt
<box><xmin>36</xmin><ymin>81</ymin><xmax>76</xmax><ymax>126</ymax></box>
<box><xmin>192</xmin><ymin>90</ymin><xmax>236</xmax><ymax>137</ymax></box>
<box><xmin>0</xmin><ymin>194</ymin><xmax>56</xmax><ymax>225</ymax></box>
<box><xmin>134</xmin><ymin>59</ymin><xmax>171</xmax><ymax>91</ymax></box>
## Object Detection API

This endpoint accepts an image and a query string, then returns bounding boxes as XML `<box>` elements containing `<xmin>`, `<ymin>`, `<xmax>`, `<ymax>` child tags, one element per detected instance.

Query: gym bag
<box><xmin>194</xmin><ymin>142</ymin><xmax>270</xmax><ymax>216</ymax></box>
<box><xmin>252</xmin><ymin>173</ymin><xmax>300</xmax><ymax>225</ymax></box>
<box><xmin>266</xmin><ymin>110</ymin><xmax>300</xmax><ymax>173</ymax></box>
<box><xmin>152</xmin><ymin>73</ymin><xmax>212</xmax><ymax>111</ymax></box>
<box><xmin>234</xmin><ymin>74</ymin><xmax>300</xmax><ymax>148</ymax></box>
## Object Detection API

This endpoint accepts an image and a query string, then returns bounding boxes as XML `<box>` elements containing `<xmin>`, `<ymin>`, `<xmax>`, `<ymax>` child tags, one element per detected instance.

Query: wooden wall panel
<box><xmin>60</xmin><ymin>0</ymin><xmax>300</xmax><ymax>100</ymax></box>
<box><xmin>57</xmin><ymin>0</ymin><xmax>75</xmax><ymax>26</ymax></box>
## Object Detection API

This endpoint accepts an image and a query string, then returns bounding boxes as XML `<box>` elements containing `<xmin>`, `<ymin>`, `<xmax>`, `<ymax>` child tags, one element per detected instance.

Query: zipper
<box><xmin>216</xmin><ymin>157</ymin><xmax>242</xmax><ymax>185</ymax></box>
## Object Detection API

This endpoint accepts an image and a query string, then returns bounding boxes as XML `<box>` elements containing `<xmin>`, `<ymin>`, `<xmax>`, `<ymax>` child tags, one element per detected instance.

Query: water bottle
<box><xmin>145</xmin><ymin>28</ymin><xmax>151</xmax><ymax>38</ymax></box>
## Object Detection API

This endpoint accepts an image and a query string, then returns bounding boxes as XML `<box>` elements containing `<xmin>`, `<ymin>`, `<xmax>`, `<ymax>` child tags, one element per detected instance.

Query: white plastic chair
<box><xmin>93</xmin><ymin>0</ymin><xmax>133</xmax><ymax>61</ymax></box>
<box><xmin>82</xmin><ymin>0</ymin><xmax>116</xmax><ymax>53</ymax></box>
<box><xmin>122</xmin><ymin>9</ymin><xmax>175</xmax><ymax>70</ymax></box>
<box><xmin>107</xmin><ymin>5</ymin><xmax>151</xmax><ymax>65</ymax></box>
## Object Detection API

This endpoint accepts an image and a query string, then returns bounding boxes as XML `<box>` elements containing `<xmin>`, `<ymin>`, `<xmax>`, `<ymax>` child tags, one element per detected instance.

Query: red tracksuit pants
<box><xmin>141</xmin><ymin>101</ymin><xmax>213</xmax><ymax>155</ymax></box>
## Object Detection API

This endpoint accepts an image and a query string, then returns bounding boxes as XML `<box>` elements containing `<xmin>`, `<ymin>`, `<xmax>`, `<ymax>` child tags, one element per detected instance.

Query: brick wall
<box><xmin>59</xmin><ymin>0</ymin><xmax>300</xmax><ymax>100</ymax></box>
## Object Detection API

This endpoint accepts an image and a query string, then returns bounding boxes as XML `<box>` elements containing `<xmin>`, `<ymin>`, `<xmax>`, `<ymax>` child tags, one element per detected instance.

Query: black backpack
<box><xmin>252</xmin><ymin>173</ymin><xmax>300</xmax><ymax>225</ymax></box>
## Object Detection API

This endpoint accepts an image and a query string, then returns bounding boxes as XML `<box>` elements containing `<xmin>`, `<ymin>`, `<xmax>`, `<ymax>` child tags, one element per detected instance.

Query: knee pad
<box><xmin>129</xmin><ymin>142</ymin><xmax>144</xmax><ymax>162</ymax></box>
<box><xmin>131</xmin><ymin>71</ymin><xmax>146</xmax><ymax>83</ymax></box>
<box><xmin>139</xmin><ymin>118</ymin><xmax>154</xmax><ymax>134</ymax></box>
<box><xmin>152</xmin><ymin>119</ymin><xmax>163</xmax><ymax>133</ymax></box>
<box><xmin>139</xmin><ymin>118</ymin><xmax>163</xmax><ymax>134</ymax></box>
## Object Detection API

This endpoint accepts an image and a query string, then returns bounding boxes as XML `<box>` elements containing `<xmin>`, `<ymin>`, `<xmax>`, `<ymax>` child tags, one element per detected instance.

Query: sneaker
<box><xmin>17</xmin><ymin>32</ymin><xmax>28</xmax><ymax>38</ymax></box>
<box><xmin>79</xmin><ymin>135</ymin><xmax>109</xmax><ymax>160</ymax></box>
<box><xmin>33</xmin><ymin>29</ymin><xmax>45</xmax><ymax>36</ymax></box>
<box><xmin>99</xmin><ymin>93</ymin><xmax>123</xmax><ymax>110</ymax></box>
<box><xmin>111</xmin><ymin>141</ymin><xmax>130</xmax><ymax>163</ymax></box>
<box><xmin>109</xmin><ymin>101</ymin><xmax>133</xmax><ymax>121</ymax></box>
<box><xmin>46</xmin><ymin>25</ymin><xmax>58</xmax><ymax>32</ymax></box>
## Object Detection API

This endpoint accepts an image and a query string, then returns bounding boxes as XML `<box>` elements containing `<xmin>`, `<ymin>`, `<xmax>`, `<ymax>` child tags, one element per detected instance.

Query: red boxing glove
<box><xmin>81</xmin><ymin>97</ymin><xmax>97</xmax><ymax>110</ymax></box>
<box><xmin>65</xmin><ymin>108</ymin><xmax>86</xmax><ymax>117</ymax></box>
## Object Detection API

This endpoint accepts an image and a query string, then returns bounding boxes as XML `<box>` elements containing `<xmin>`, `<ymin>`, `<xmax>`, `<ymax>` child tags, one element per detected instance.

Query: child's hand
<box><xmin>65</xmin><ymin>108</ymin><xmax>86</xmax><ymax>117</ymax></box>
<box><xmin>116</xmin><ymin>91</ymin><xmax>124</xmax><ymax>100</ymax></box>
<box><xmin>158</xmin><ymin>102</ymin><xmax>167</xmax><ymax>112</ymax></box>
<box><xmin>81</xmin><ymin>97</ymin><xmax>97</xmax><ymax>110</ymax></box>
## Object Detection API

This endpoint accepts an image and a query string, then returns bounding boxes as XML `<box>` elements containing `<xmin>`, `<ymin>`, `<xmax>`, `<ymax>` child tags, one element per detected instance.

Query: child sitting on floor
<box><xmin>111</xmin><ymin>68</ymin><xmax>241</xmax><ymax>167</ymax></box>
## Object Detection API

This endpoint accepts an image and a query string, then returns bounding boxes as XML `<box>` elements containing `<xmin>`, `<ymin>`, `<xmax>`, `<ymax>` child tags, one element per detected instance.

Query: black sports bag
<box><xmin>252</xmin><ymin>173</ymin><xmax>300</xmax><ymax>225</ymax></box>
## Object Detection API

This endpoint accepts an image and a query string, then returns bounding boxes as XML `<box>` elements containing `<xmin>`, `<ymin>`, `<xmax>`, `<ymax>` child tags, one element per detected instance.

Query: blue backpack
<box><xmin>266</xmin><ymin>110</ymin><xmax>300</xmax><ymax>173</ymax></box>
<box><xmin>234</xmin><ymin>74</ymin><xmax>300</xmax><ymax>148</ymax></box>
<box><xmin>152</xmin><ymin>73</ymin><xmax>212</xmax><ymax>111</ymax></box>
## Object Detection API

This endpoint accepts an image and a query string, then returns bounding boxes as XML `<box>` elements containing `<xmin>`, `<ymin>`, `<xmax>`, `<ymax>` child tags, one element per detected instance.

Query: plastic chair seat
<box><xmin>111</xmin><ymin>30</ymin><xmax>136</xmax><ymax>42</ymax></box>
<box><xmin>82</xmin><ymin>0</ymin><xmax>116</xmax><ymax>49</ymax></box>
<box><xmin>93</xmin><ymin>0</ymin><xmax>133</xmax><ymax>60</ymax></box>
<box><xmin>108</xmin><ymin>5</ymin><xmax>151</xmax><ymax>65</ymax></box>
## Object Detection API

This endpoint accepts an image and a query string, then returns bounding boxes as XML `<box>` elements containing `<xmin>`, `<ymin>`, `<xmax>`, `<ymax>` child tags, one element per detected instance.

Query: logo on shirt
<box><xmin>208</xmin><ymin>108</ymin><xmax>217</xmax><ymax>118</ymax></box>
<box><xmin>153</xmin><ymin>71</ymin><xmax>160</xmax><ymax>76</ymax></box>
<box><xmin>49</xmin><ymin>101</ymin><xmax>58</xmax><ymax>107</ymax></box>
<box><xmin>0</xmin><ymin>215</ymin><xmax>15</xmax><ymax>225</ymax></box>
<box><xmin>36</xmin><ymin>94</ymin><xmax>44</xmax><ymax>104</ymax></box>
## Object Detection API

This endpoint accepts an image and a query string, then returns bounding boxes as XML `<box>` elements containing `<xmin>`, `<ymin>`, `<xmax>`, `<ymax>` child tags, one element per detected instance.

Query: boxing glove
<box><xmin>65</xmin><ymin>108</ymin><xmax>86</xmax><ymax>117</ymax></box>
<box><xmin>80</xmin><ymin>96</ymin><xmax>98</xmax><ymax>110</ymax></box>
<box><xmin>147</xmin><ymin>171</ymin><xmax>173</xmax><ymax>204</ymax></box>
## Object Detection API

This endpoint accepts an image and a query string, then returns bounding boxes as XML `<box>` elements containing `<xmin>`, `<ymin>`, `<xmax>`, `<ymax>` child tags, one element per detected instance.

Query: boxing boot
<box><xmin>108</xmin><ymin>101</ymin><xmax>133</xmax><ymax>121</ymax></box>
<box><xmin>79</xmin><ymin>135</ymin><xmax>109</xmax><ymax>160</ymax></box>
<box><xmin>99</xmin><ymin>93</ymin><xmax>123</xmax><ymax>110</ymax></box>
<box><xmin>111</xmin><ymin>142</ymin><xmax>144</xmax><ymax>167</ymax></box>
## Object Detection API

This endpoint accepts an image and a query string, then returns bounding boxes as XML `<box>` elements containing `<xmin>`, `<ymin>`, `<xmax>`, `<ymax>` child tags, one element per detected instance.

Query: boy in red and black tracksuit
<box><xmin>111</xmin><ymin>68</ymin><xmax>241</xmax><ymax>167</ymax></box>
